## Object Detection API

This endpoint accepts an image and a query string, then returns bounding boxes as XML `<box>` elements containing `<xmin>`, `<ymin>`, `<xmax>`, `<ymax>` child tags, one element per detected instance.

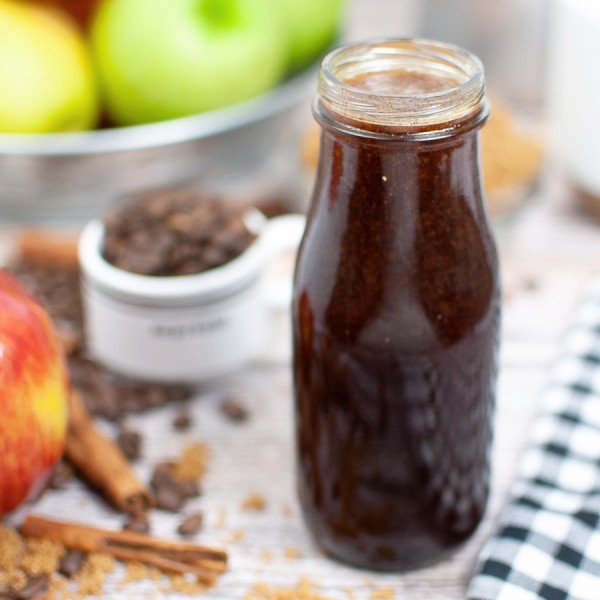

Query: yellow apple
<box><xmin>0</xmin><ymin>270</ymin><xmax>69</xmax><ymax>517</ymax></box>
<box><xmin>0</xmin><ymin>0</ymin><xmax>98</xmax><ymax>133</ymax></box>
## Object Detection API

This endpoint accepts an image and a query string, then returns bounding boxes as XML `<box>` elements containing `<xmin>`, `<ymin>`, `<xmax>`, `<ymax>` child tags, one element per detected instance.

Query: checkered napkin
<box><xmin>467</xmin><ymin>277</ymin><xmax>600</xmax><ymax>600</ymax></box>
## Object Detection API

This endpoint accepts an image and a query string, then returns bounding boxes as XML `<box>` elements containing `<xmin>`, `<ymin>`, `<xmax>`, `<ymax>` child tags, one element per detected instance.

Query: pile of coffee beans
<box><xmin>102</xmin><ymin>188</ymin><xmax>258</xmax><ymax>276</ymax></box>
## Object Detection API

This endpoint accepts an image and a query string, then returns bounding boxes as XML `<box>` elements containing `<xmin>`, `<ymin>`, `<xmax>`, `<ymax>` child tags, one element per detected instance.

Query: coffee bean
<box><xmin>123</xmin><ymin>513</ymin><xmax>151</xmax><ymax>534</ymax></box>
<box><xmin>100</xmin><ymin>188</ymin><xmax>257</xmax><ymax>277</ymax></box>
<box><xmin>220</xmin><ymin>397</ymin><xmax>249</xmax><ymax>423</ymax></box>
<box><xmin>47</xmin><ymin>461</ymin><xmax>74</xmax><ymax>490</ymax></box>
<box><xmin>172</xmin><ymin>408</ymin><xmax>192</xmax><ymax>432</ymax></box>
<box><xmin>150</xmin><ymin>461</ymin><xmax>177</xmax><ymax>490</ymax></box>
<box><xmin>154</xmin><ymin>485</ymin><xmax>186</xmax><ymax>513</ymax></box>
<box><xmin>13</xmin><ymin>574</ymin><xmax>49</xmax><ymax>599</ymax></box>
<box><xmin>59</xmin><ymin>549</ymin><xmax>86</xmax><ymax>578</ymax></box>
<box><xmin>177</xmin><ymin>511</ymin><xmax>204</xmax><ymax>536</ymax></box>
<box><xmin>117</xmin><ymin>426</ymin><xmax>142</xmax><ymax>461</ymax></box>
<box><xmin>178</xmin><ymin>479</ymin><xmax>201</xmax><ymax>500</ymax></box>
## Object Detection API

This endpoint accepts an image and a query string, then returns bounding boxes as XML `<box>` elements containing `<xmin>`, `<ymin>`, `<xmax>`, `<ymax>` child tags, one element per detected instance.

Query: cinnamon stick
<box><xmin>21</xmin><ymin>515</ymin><xmax>227</xmax><ymax>585</ymax></box>
<box><xmin>65</xmin><ymin>391</ymin><xmax>153</xmax><ymax>513</ymax></box>
<box><xmin>16</xmin><ymin>228</ymin><xmax>79</xmax><ymax>269</ymax></box>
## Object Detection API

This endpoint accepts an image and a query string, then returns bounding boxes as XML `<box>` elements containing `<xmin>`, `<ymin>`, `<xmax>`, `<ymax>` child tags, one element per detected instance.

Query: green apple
<box><xmin>272</xmin><ymin>0</ymin><xmax>346</xmax><ymax>72</ymax></box>
<box><xmin>91</xmin><ymin>0</ymin><xmax>288</xmax><ymax>126</ymax></box>
<box><xmin>0</xmin><ymin>270</ymin><xmax>69</xmax><ymax>517</ymax></box>
<box><xmin>0</xmin><ymin>0</ymin><xmax>98</xmax><ymax>134</ymax></box>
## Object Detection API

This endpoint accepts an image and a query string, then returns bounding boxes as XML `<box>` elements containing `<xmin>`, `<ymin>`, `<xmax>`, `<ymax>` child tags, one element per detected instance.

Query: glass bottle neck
<box><xmin>316</xmin><ymin>39</ymin><xmax>488</xmax><ymax>142</ymax></box>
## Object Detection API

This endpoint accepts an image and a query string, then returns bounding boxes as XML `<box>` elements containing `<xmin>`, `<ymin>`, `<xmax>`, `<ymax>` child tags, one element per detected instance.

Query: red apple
<box><xmin>0</xmin><ymin>270</ymin><xmax>69</xmax><ymax>517</ymax></box>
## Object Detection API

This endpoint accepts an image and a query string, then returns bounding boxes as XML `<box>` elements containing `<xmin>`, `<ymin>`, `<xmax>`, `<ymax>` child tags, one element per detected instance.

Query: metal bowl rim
<box><xmin>0</xmin><ymin>65</ymin><xmax>317</xmax><ymax>157</ymax></box>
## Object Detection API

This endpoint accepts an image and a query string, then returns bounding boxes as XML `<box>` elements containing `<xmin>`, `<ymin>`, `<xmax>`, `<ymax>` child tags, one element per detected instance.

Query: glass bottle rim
<box><xmin>316</xmin><ymin>38</ymin><xmax>488</xmax><ymax>140</ymax></box>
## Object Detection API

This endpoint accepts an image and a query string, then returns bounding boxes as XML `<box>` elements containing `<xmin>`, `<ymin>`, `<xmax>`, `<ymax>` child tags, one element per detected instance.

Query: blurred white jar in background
<box><xmin>417</xmin><ymin>0</ymin><xmax>548</xmax><ymax>113</ymax></box>
<box><xmin>547</xmin><ymin>0</ymin><xmax>600</xmax><ymax>201</ymax></box>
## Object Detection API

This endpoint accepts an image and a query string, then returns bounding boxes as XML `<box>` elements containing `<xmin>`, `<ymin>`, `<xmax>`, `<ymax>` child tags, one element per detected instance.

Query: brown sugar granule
<box><xmin>259</xmin><ymin>550</ymin><xmax>274</xmax><ymax>562</ymax></box>
<box><xmin>19</xmin><ymin>538</ymin><xmax>63</xmax><ymax>576</ymax></box>
<box><xmin>75</xmin><ymin>553</ymin><xmax>116</xmax><ymax>596</ymax></box>
<box><xmin>241</xmin><ymin>494</ymin><xmax>267</xmax><ymax>512</ymax></box>
<box><xmin>0</xmin><ymin>526</ymin><xmax>62</xmax><ymax>599</ymax></box>
<box><xmin>369</xmin><ymin>587</ymin><xmax>396</xmax><ymax>600</ymax></box>
<box><xmin>121</xmin><ymin>562</ymin><xmax>162</xmax><ymax>586</ymax></box>
<box><xmin>228</xmin><ymin>528</ymin><xmax>246</xmax><ymax>544</ymax></box>
<box><xmin>0</xmin><ymin>570</ymin><xmax>28</xmax><ymax>594</ymax></box>
<box><xmin>284</xmin><ymin>547</ymin><xmax>302</xmax><ymax>560</ymax></box>
<box><xmin>243</xmin><ymin>578</ymin><xmax>332</xmax><ymax>600</ymax></box>
<box><xmin>0</xmin><ymin>525</ymin><xmax>24</xmax><ymax>566</ymax></box>
<box><xmin>216</xmin><ymin>507</ymin><xmax>228</xmax><ymax>529</ymax></box>
<box><xmin>167</xmin><ymin>574</ymin><xmax>208</xmax><ymax>595</ymax></box>
<box><xmin>173</xmin><ymin>442</ymin><xmax>209</xmax><ymax>483</ymax></box>
<box><xmin>481</xmin><ymin>100</ymin><xmax>544</xmax><ymax>217</ymax></box>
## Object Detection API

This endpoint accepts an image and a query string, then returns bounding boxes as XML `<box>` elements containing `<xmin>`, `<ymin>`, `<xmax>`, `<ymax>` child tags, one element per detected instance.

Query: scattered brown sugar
<box><xmin>19</xmin><ymin>538</ymin><xmax>64</xmax><ymax>575</ymax></box>
<box><xmin>369</xmin><ymin>587</ymin><xmax>396</xmax><ymax>599</ymax></box>
<box><xmin>75</xmin><ymin>552</ymin><xmax>116</xmax><ymax>596</ymax></box>
<box><xmin>0</xmin><ymin>524</ymin><xmax>63</xmax><ymax>598</ymax></box>
<box><xmin>243</xmin><ymin>578</ymin><xmax>332</xmax><ymax>600</ymax></box>
<box><xmin>0</xmin><ymin>568</ymin><xmax>28</xmax><ymax>592</ymax></box>
<box><xmin>173</xmin><ymin>442</ymin><xmax>210</xmax><ymax>482</ymax></box>
<box><xmin>241</xmin><ymin>494</ymin><xmax>267</xmax><ymax>512</ymax></box>
<box><xmin>0</xmin><ymin>524</ymin><xmax>25</xmax><ymax>566</ymax></box>
<box><xmin>216</xmin><ymin>506</ymin><xmax>228</xmax><ymax>529</ymax></box>
<box><xmin>167</xmin><ymin>574</ymin><xmax>208</xmax><ymax>595</ymax></box>
<box><xmin>284</xmin><ymin>547</ymin><xmax>302</xmax><ymax>560</ymax></box>
<box><xmin>481</xmin><ymin>100</ymin><xmax>544</xmax><ymax>217</ymax></box>
<box><xmin>228</xmin><ymin>528</ymin><xmax>246</xmax><ymax>543</ymax></box>
<box><xmin>121</xmin><ymin>561</ymin><xmax>162</xmax><ymax>586</ymax></box>
<box><xmin>121</xmin><ymin>562</ymin><xmax>210</xmax><ymax>596</ymax></box>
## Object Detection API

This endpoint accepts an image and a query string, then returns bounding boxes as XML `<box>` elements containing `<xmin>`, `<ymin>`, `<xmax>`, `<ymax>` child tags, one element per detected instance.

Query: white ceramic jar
<box><xmin>547</xmin><ymin>0</ymin><xmax>600</xmax><ymax>202</ymax></box>
<box><xmin>78</xmin><ymin>213</ymin><xmax>305</xmax><ymax>383</ymax></box>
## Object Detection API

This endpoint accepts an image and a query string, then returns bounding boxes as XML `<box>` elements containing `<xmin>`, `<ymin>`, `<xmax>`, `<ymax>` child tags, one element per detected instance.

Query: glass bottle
<box><xmin>292</xmin><ymin>39</ymin><xmax>501</xmax><ymax>571</ymax></box>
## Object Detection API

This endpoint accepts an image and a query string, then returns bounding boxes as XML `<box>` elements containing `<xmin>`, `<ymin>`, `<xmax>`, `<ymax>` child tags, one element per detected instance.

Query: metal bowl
<box><xmin>0</xmin><ymin>65</ymin><xmax>317</xmax><ymax>223</ymax></box>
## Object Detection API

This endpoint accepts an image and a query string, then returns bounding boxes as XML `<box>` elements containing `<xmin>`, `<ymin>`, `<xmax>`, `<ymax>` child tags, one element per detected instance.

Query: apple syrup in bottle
<box><xmin>292</xmin><ymin>39</ymin><xmax>501</xmax><ymax>571</ymax></box>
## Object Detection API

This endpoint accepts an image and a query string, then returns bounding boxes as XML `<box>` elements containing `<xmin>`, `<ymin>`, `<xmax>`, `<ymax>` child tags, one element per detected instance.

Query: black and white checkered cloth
<box><xmin>468</xmin><ymin>277</ymin><xmax>600</xmax><ymax>600</ymax></box>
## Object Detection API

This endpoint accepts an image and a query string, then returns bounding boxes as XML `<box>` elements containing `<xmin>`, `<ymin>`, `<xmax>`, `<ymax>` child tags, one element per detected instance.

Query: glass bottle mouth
<box><xmin>317</xmin><ymin>38</ymin><xmax>488</xmax><ymax>140</ymax></box>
